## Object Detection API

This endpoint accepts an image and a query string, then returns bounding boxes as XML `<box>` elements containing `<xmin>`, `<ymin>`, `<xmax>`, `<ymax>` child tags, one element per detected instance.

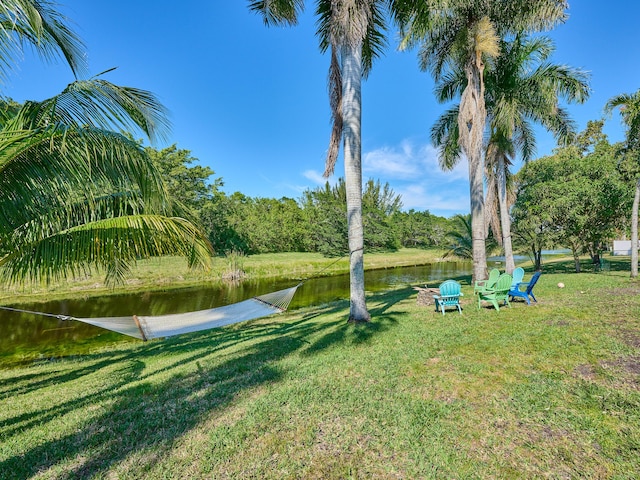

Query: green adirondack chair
<box><xmin>473</xmin><ymin>268</ymin><xmax>500</xmax><ymax>295</ymax></box>
<box><xmin>433</xmin><ymin>279</ymin><xmax>463</xmax><ymax>315</ymax></box>
<box><xmin>476</xmin><ymin>273</ymin><xmax>512</xmax><ymax>311</ymax></box>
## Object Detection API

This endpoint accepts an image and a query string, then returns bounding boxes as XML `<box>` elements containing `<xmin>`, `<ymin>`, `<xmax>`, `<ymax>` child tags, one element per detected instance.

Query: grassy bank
<box><xmin>0</xmin><ymin>248</ymin><xmax>448</xmax><ymax>305</ymax></box>
<box><xmin>1</xmin><ymin>260</ymin><xmax>639</xmax><ymax>478</ymax></box>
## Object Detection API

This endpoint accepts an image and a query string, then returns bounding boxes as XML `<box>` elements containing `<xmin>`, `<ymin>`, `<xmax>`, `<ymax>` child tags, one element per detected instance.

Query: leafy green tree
<box><xmin>146</xmin><ymin>144</ymin><xmax>217</xmax><ymax>217</ymax></box>
<box><xmin>605</xmin><ymin>89</ymin><xmax>640</xmax><ymax>277</ymax></box>
<box><xmin>249</xmin><ymin>0</ymin><xmax>414</xmax><ymax>321</ymax></box>
<box><xmin>302</xmin><ymin>178</ymin><xmax>403</xmax><ymax>256</ymax></box>
<box><xmin>362</xmin><ymin>179</ymin><xmax>402</xmax><ymax>252</ymax></box>
<box><xmin>200</xmin><ymin>191</ymin><xmax>252</xmax><ymax>255</ymax></box>
<box><xmin>512</xmin><ymin>134</ymin><xmax>630</xmax><ymax>272</ymax></box>
<box><xmin>401</xmin><ymin>0</ymin><xmax>568</xmax><ymax>281</ymax></box>
<box><xmin>393</xmin><ymin>209</ymin><xmax>439</xmax><ymax>248</ymax></box>
<box><xmin>301</xmin><ymin>181</ymin><xmax>349</xmax><ymax>256</ymax></box>
<box><xmin>237</xmin><ymin>197</ymin><xmax>309</xmax><ymax>254</ymax></box>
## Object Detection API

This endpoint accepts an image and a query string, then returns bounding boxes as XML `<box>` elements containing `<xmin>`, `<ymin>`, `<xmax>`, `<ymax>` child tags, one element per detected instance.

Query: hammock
<box><xmin>1</xmin><ymin>284</ymin><xmax>301</xmax><ymax>341</ymax></box>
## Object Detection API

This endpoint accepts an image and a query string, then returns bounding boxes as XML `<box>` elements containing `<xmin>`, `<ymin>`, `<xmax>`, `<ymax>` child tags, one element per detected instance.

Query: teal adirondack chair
<box><xmin>433</xmin><ymin>280</ymin><xmax>463</xmax><ymax>315</ymax></box>
<box><xmin>476</xmin><ymin>273</ymin><xmax>512</xmax><ymax>311</ymax></box>
<box><xmin>474</xmin><ymin>268</ymin><xmax>500</xmax><ymax>295</ymax></box>
<box><xmin>510</xmin><ymin>267</ymin><xmax>525</xmax><ymax>289</ymax></box>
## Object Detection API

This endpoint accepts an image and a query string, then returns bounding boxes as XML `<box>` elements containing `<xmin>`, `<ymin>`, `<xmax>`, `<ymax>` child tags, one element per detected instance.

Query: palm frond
<box><xmin>324</xmin><ymin>44</ymin><xmax>342</xmax><ymax>177</ymax></box>
<box><xmin>5</xmin><ymin>77</ymin><xmax>170</xmax><ymax>143</ymax></box>
<box><xmin>1</xmin><ymin>214</ymin><xmax>213</xmax><ymax>286</ymax></box>
<box><xmin>606</xmin><ymin>90</ymin><xmax>640</xmax><ymax>151</ymax></box>
<box><xmin>431</xmin><ymin>104</ymin><xmax>462</xmax><ymax>170</ymax></box>
<box><xmin>0</xmin><ymin>0</ymin><xmax>86</xmax><ymax>80</ymax></box>
<box><xmin>0</xmin><ymin>126</ymin><xmax>168</xmax><ymax>235</ymax></box>
<box><xmin>248</xmin><ymin>0</ymin><xmax>303</xmax><ymax>26</ymax></box>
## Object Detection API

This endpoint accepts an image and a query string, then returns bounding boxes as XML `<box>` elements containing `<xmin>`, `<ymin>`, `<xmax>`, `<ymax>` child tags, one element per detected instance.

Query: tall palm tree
<box><xmin>401</xmin><ymin>0</ymin><xmax>568</xmax><ymax>281</ymax></box>
<box><xmin>605</xmin><ymin>89</ymin><xmax>640</xmax><ymax>278</ymax></box>
<box><xmin>249</xmin><ymin>0</ymin><xmax>411</xmax><ymax>322</ymax></box>
<box><xmin>483</xmin><ymin>35</ymin><xmax>588</xmax><ymax>272</ymax></box>
<box><xmin>0</xmin><ymin>2</ymin><xmax>213</xmax><ymax>285</ymax></box>
<box><xmin>430</xmin><ymin>34</ymin><xmax>588</xmax><ymax>274</ymax></box>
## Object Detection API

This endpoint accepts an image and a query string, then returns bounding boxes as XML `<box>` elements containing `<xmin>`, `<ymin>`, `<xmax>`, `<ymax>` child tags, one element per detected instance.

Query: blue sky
<box><xmin>6</xmin><ymin>1</ymin><xmax>640</xmax><ymax>217</ymax></box>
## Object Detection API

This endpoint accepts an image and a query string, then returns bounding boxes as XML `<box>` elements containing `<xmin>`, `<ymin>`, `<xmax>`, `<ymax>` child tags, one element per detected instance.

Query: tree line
<box><xmin>147</xmin><ymin>144</ymin><xmax>454</xmax><ymax>257</ymax></box>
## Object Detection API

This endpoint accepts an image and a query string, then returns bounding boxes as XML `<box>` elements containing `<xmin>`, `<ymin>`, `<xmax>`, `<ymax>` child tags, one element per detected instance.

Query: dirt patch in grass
<box><xmin>574</xmin><ymin>363</ymin><xmax>598</xmax><ymax>381</ymax></box>
<box><xmin>601</xmin><ymin>355</ymin><xmax>640</xmax><ymax>389</ymax></box>
<box><xmin>618</xmin><ymin>329</ymin><xmax>640</xmax><ymax>349</ymax></box>
<box><xmin>604</xmin><ymin>286</ymin><xmax>640</xmax><ymax>296</ymax></box>
<box><xmin>575</xmin><ymin>355</ymin><xmax>640</xmax><ymax>390</ymax></box>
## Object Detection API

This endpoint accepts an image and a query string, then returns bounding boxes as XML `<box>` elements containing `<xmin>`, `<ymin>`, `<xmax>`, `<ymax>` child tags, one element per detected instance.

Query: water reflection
<box><xmin>0</xmin><ymin>261</ymin><xmax>473</xmax><ymax>365</ymax></box>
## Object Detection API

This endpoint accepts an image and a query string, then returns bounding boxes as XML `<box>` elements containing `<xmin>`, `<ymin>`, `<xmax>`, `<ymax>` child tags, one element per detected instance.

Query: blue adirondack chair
<box><xmin>509</xmin><ymin>271</ymin><xmax>542</xmax><ymax>305</ymax></box>
<box><xmin>474</xmin><ymin>268</ymin><xmax>500</xmax><ymax>294</ymax></box>
<box><xmin>433</xmin><ymin>280</ymin><xmax>463</xmax><ymax>315</ymax></box>
<box><xmin>476</xmin><ymin>273</ymin><xmax>512</xmax><ymax>311</ymax></box>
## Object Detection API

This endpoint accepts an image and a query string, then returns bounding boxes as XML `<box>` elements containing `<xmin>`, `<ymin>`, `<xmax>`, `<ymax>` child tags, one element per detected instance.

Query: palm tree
<box><xmin>605</xmin><ymin>89</ymin><xmax>640</xmax><ymax>277</ymax></box>
<box><xmin>401</xmin><ymin>0</ymin><xmax>568</xmax><ymax>282</ymax></box>
<box><xmin>430</xmin><ymin>34</ymin><xmax>588</xmax><ymax>274</ymax></box>
<box><xmin>249</xmin><ymin>0</ymin><xmax>412</xmax><ymax>322</ymax></box>
<box><xmin>444</xmin><ymin>213</ymin><xmax>498</xmax><ymax>260</ymax></box>
<box><xmin>0</xmin><ymin>2</ymin><xmax>213</xmax><ymax>285</ymax></box>
<box><xmin>0</xmin><ymin>78</ymin><xmax>213</xmax><ymax>286</ymax></box>
<box><xmin>483</xmin><ymin>35</ymin><xmax>588</xmax><ymax>272</ymax></box>
<box><xmin>443</xmin><ymin>213</ymin><xmax>474</xmax><ymax>260</ymax></box>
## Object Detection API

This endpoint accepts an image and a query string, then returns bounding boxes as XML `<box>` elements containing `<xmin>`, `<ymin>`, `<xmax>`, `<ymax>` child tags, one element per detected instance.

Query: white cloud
<box><xmin>295</xmin><ymin>139</ymin><xmax>471</xmax><ymax>216</ymax></box>
<box><xmin>363</xmin><ymin>139</ymin><xmax>470</xmax><ymax>216</ymax></box>
<box><xmin>363</xmin><ymin>140</ymin><xmax>468</xmax><ymax>182</ymax></box>
<box><xmin>302</xmin><ymin>169</ymin><xmax>328</xmax><ymax>185</ymax></box>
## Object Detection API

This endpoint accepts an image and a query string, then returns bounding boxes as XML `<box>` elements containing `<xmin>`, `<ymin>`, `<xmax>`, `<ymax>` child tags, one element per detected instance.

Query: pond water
<box><xmin>0</xmin><ymin>261</ymin><xmax>473</xmax><ymax>366</ymax></box>
<box><xmin>0</xmin><ymin>250</ymin><xmax>568</xmax><ymax>366</ymax></box>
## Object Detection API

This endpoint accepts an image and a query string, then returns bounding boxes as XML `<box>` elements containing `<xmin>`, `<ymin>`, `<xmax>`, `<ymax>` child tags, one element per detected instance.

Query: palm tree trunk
<box><xmin>459</xmin><ymin>62</ymin><xmax>488</xmax><ymax>282</ymax></box>
<box><xmin>631</xmin><ymin>177</ymin><xmax>640</xmax><ymax>278</ymax></box>
<box><xmin>497</xmin><ymin>154</ymin><xmax>515</xmax><ymax>273</ymax></box>
<box><xmin>342</xmin><ymin>41</ymin><xmax>370</xmax><ymax>323</ymax></box>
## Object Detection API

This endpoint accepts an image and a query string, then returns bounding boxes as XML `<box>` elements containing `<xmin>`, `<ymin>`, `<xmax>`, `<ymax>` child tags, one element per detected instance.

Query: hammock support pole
<box><xmin>132</xmin><ymin>315</ymin><xmax>148</xmax><ymax>342</ymax></box>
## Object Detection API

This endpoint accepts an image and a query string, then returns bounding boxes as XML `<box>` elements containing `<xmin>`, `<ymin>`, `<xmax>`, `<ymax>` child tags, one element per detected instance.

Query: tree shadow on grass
<box><xmin>300</xmin><ymin>287</ymin><xmax>412</xmax><ymax>355</ymax></box>
<box><xmin>0</xmin><ymin>296</ymin><xmax>394</xmax><ymax>479</ymax></box>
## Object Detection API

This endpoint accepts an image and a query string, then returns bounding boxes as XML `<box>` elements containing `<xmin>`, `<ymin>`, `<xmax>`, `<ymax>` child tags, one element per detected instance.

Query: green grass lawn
<box><xmin>1</xmin><ymin>258</ymin><xmax>639</xmax><ymax>478</ymax></box>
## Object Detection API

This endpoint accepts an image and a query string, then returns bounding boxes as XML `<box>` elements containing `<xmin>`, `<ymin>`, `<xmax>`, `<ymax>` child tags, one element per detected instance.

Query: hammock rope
<box><xmin>0</xmin><ymin>284</ymin><xmax>303</xmax><ymax>341</ymax></box>
<box><xmin>0</xmin><ymin>256</ymin><xmax>347</xmax><ymax>341</ymax></box>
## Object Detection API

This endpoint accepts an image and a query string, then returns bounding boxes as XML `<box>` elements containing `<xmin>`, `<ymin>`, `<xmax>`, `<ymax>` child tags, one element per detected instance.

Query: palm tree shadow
<box><xmin>300</xmin><ymin>287</ymin><xmax>412</xmax><ymax>355</ymax></box>
<box><xmin>0</xmin><ymin>295</ymin><xmax>392</xmax><ymax>479</ymax></box>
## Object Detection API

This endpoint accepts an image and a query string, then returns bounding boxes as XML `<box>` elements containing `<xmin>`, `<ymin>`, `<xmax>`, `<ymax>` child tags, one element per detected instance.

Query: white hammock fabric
<box><xmin>69</xmin><ymin>284</ymin><xmax>301</xmax><ymax>341</ymax></box>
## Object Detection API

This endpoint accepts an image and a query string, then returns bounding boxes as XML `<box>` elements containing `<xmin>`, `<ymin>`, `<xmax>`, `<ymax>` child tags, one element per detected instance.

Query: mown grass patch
<box><xmin>1</xmin><ymin>264</ymin><xmax>639</xmax><ymax>478</ymax></box>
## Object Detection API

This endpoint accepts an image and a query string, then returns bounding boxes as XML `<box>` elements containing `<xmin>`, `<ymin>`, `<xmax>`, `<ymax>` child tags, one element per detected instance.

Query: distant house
<box><xmin>613</xmin><ymin>240</ymin><xmax>640</xmax><ymax>256</ymax></box>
